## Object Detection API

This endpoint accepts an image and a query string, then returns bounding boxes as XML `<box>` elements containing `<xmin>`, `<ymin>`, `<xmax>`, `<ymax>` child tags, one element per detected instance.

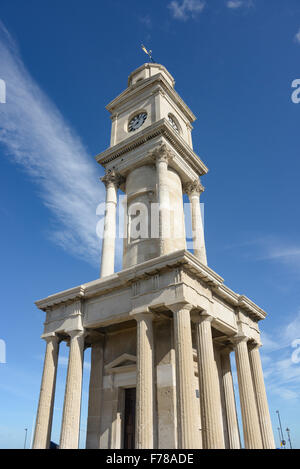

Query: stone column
<box><xmin>60</xmin><ymin>330</ymin><xmax>84</xmax><ymax>449</ymax></box>
<box><xmin>170</xmin><ymin>303</ymin><xmax>199</xmax><ymax>449</ymax></box>
<box><xmin>184</xmin><ymin>180</ymin><xmax>207</xmax><ymax>265</ymax></box>
<box><xmin>220</xmin><ymin>348</ymin><xmax>241</xmax><ymax>449</ymax></box>
<box><xmin>33</xmin><ymin>334</ymin><xmax>59</xmax><ymax>449</ymax></box>
<box><xmin>135</xmin><ymin>313</ymin><xmax>155</xmax><ymax>449</ymax></box>
<box><xmin>151</xmin><ymin>144</ymin><xmax>174</xmax><ymax>256</ymax></box>
<box><xmin>100</xmin><ymin>171</ymin><xmax>122</xmax><ymax>278</ymax></box>
<box><xmin>86</xmin><ymin>335</ymin><xmax>104</xmax><ymax>449</ymax></box>
<box><xmin>195</xmin><ymin>314</ymin><xmax>225</xmax><ymax>448</ymax></box>
<box><xmin>248</xmin><ymin>342</ymin><xmax>275</xmax><ymax>449</ymax></box>
<box><xmin>233</xmin><ymin>336</ymin><xmax>263</xmax><ymax>449</ymax></box>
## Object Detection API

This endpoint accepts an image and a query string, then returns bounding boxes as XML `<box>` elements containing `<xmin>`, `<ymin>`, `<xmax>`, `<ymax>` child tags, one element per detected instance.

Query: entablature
<box><xmin>95</xmin><ymin>119</ymin><xmax>208</xmax><ymax>179</ymax></box>
<box><xmin>36</xmin><ymin>250</ymin><xmax>267</xmax><ymax>338</ymax></box>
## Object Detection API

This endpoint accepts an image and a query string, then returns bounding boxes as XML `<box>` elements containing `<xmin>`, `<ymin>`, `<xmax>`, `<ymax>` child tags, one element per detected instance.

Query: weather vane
<box><xmin>141</xmin><ymin>44</ymin><xmax>155</xmax><ymax>63</ymax></box>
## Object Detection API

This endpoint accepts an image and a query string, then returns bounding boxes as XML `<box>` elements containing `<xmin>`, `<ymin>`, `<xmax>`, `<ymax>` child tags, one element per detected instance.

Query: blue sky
<box><xmin>0</xmin><ymin>0</ymin><xmax>300</xmax><ymax>449</ymax></box>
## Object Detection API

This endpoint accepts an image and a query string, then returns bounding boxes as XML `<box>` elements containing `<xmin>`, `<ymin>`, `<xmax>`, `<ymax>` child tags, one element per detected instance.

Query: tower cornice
<box><xmin>106</xmin><ymin>72</ymin><xmax>196</xmax><ymax>123</ymax></box>
<box><xmin>95</xmin><ymin>118</ymin><xmax>208</xmax><ymax>177</ymax></box>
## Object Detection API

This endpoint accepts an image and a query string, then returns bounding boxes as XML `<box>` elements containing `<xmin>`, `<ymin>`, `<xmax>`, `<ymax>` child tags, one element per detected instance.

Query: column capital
<box><xmin>67</xmin><ymin>329</ymin><xmax>85</xmax><ymax>340</ymax></box>
<box><xmin>133</xmin><ymin>311</ymin><xmax>154</xmax><ymax>322</ymax></box>
<box><xmin>248</xmin><ymin>340</ymin><xmax>262</xmax><ymax>351</ymax></box>
<box><xmin>150</xmin><ymin>143</ymin><xmax>174</xmax><ymax>165</ymax></box>
<box><xmin>42</xmin><ymin>333</ymin><xmax>60</xmax><ymax>344</ymax></box>
<box><xmin>183</xmin><ymin>179</ymin><xmax>205</xmax><ymax>197</ymax></box>
<box><xmin>219</xmin><ymin>344</ymin><xmax>234</xmax><ymax>355</ymax></box>
<box><xmin>85</xmin><ymin>330</ymin><xmax>105</xmax><ymax>346</ymax></box>
<box><xmin>192</xmin><ymin>311</ymin><xmax>213</xmax><ymax>324</ymax></box>
<box><xmin>101</xmin><ymin>169</ymin><xmax>124</xmax><ymax>189</ymax></box>
<box><xmin>167</xmin><ymin>302</ymin><xmax>193</xmax><ymax>315</ymax></box>
<box><xmin>231</xmin><ymin>334</ymin><xmax>249</xmax><ymax>346</ymax></box>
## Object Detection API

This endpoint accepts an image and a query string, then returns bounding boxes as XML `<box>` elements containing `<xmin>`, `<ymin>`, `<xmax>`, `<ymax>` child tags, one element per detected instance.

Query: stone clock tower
<box><xmin>33</xmin><ymin>63</ymin><xmax>275</xmax><ymax>450</ymax></box>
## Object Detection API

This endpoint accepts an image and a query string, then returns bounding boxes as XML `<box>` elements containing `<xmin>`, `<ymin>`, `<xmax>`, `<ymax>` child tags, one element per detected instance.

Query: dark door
<box><xmin>123</xmin><ymin>388</ymin><xmax>136</xmax><ymax>449</ymax></box>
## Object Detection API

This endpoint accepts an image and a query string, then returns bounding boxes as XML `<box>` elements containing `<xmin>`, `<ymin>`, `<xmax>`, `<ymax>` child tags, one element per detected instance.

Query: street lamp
<box><xmin>24</xmin><ymin>428</ymin><xmax>28</xmax><ymax>449</ymax></box>
<box><xmin>286</xmin><ymin>428</ymin><xmax>293</xmax><ymax>450</ymax></box>
<box><xmin>276</xmin><ymin>411</ymin><xmax>286</xmax><ymax>449</ymax></box>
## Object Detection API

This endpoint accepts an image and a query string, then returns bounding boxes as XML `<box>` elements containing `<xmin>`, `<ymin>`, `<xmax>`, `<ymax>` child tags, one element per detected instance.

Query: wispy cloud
<box><xmin>261</xmin><ymin>312</ymin><xmax>300</xmax><ymax>401</ymax></box>
<box><xmin>139</xmin><ymin>14</ymin><xmax>152</xmax><ymax>29</ymax></box>
<box><xmin>226</xmin><ymin>0</ymin><xmax>253</xmax><ymax>9</ymax></box>
<box><xmin>258</xmin><ymin>242</ymin><xmax>300</xmax><ymax>271</ymax></box>
<box><xmin>0</xmin><ymin>22</ymin><xmax>104</xmax><ymax>266</ymax></box>
<box><xmin>224</xmin><ymin>235</ymin><xmax>300</xmax><ymax>272</ymax></box>
<box><xmin>168</xmin><ymin>0</ymin><xmax>205</xmax><ymax>21</ymax></box>
<box><xmin>295</xmin><ymin>28</ymin><xmax>300</xmax><ymax>44</ymax></box>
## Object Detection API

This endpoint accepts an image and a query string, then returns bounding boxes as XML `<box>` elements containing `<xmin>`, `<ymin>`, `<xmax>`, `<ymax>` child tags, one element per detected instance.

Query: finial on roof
<box><xmin>141</xmin><ymin>44</ymin><xmax>156</xmax><ymax>63</ymax></box>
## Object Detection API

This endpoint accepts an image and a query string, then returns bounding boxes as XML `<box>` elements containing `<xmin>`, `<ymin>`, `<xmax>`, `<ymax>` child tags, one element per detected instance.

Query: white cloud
<box><xmin>139</xmin><ymin>15</ymin><xmax>152</xmax><ymax>29</ymax></box>
<box><xmin>257</xmin><ymin>241</ymin><xmax>300</xmax><ymax>274</ymax></box>
<box><xmin>295</xmin><ymin>28</ymin><xmax>300</xmax><ymax>44</ymax></box>
<box><xmin>0</xmin><ymin>22</ymin><xmax>105</xmax><ymax>266</ymax></box>
<box><xmin>227</xmin><ymin>0</ymin><xmax>243</xmax><ymax>8</ymax></box>
<box><xmin>224</xmin><ymin>235</ymin><xmax>300</xmax><ymax>274</ymax></box>
<box><xmin>260</xmin><ymin>312</ymin><xmax>300</xmax><ymax>401</ymax></box>
<box><xmin>168</xmin><ymin>0</ymin><xmax>205</xmax><ymax>21</ymax></box>
<box><xmin>284</xmin><ymin>312</ymin><xmax>300</xmax><ymax>343</ymax></box>
<box><xmin>260</xmin><ymin>331</ymin><xmax>283</xmax><ymax>353</ymax></box>
<box><xmin>226</xmin><ymin>0</ymin><xmax>253</xmax><ymax>9</ymax></box>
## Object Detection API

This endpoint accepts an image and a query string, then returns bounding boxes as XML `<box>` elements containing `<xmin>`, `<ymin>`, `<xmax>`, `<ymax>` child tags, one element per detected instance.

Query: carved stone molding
<box><xmin>183</xmin><ymin>179</ymin><xmax>205</xmax><ymax>196</ymax></box>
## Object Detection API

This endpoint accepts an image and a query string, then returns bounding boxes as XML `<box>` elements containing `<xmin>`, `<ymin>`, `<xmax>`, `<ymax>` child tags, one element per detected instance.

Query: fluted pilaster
<box><xmin>233</xmin><ymin>336</ymin><xmax>263</xmax><ymax>449</ymax></box>
<box><xmin>171</xmin><ymin>303</ymin><xmax>199</xmax><ymax>449</ymax></box>
<box><xmin>195</xmin><ymin>314</ymin><xmax>225</xmax><ymax>448</ymax></box>
<box><xmin>220</xmin><ymin>348</ymin><xmax>241</xmax><ymax>449</ymax></box>
<box><xmin>60</xmin><ymin>330</ymin><xmax>84</xmax><ymax>449</ymax></box>
<box><xmin>135</xmin><ymin>313</ymin><xmax>155</xmax><ymax>449</ymax></box>
<box><xmin>248</xmin><ymin>343</ymin><xmax>275</xmax><ymax>449</ymax></box>
<box><xmin>33</xmin><ymin>334</ymin><xmax>59</xmax><ymax>449</ymax></box>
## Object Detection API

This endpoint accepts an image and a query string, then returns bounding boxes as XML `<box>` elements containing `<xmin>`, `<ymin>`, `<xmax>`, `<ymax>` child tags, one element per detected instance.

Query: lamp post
<box><xmin>277</xmin><ymin>428</ymin><xmax>282</xmax><ymax>449</ymax></box>
<box><xmin>276</xmin><ymin>411</ymin><xmax>286</xmax><ymax>449</ymax></box>
<box><xmin>24</xmin><ymin>428</ymin><xmax>28</xmax><ymax>449</ymax></box>
<box><xmin>286</xmin><ymin>428</ymin><xmax>293</xmax><ymax>450</ymax></box>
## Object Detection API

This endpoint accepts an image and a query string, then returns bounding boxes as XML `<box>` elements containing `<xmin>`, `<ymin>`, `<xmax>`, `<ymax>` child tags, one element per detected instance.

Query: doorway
<box><xmin>123</xmin><ymin>388</ymin><xmax>136</xmax><ymax>449</ymax></box>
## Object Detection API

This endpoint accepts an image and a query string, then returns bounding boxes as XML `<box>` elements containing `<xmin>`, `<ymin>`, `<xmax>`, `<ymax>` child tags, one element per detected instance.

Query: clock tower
<box><xmin>33</xmin><ymin>63</ymin><xmax>275</xmax><ymax>451</ymax></box>
<box><xmin>97</xmin><ymin>62</ymin><xmax>208</xmax><ymax>275</ymax></box>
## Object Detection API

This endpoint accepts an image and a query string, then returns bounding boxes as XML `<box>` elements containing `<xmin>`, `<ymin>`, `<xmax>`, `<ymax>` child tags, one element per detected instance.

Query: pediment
<box><xmin>105</xmin><ymin>353</ymin><xmax>137</xmax><ymax>374</ymax></box>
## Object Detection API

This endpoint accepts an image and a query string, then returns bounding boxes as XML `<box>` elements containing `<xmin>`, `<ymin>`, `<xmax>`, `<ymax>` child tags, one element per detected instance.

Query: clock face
<box><xmin>128</xmin><ymin>112</ymin><xmax>147</xmax><ymax>132</ymax></box>
<box><xmin>168</xmin><ymin>115</ymin><xmax>179</xmax><ymax>132</ymax></box>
